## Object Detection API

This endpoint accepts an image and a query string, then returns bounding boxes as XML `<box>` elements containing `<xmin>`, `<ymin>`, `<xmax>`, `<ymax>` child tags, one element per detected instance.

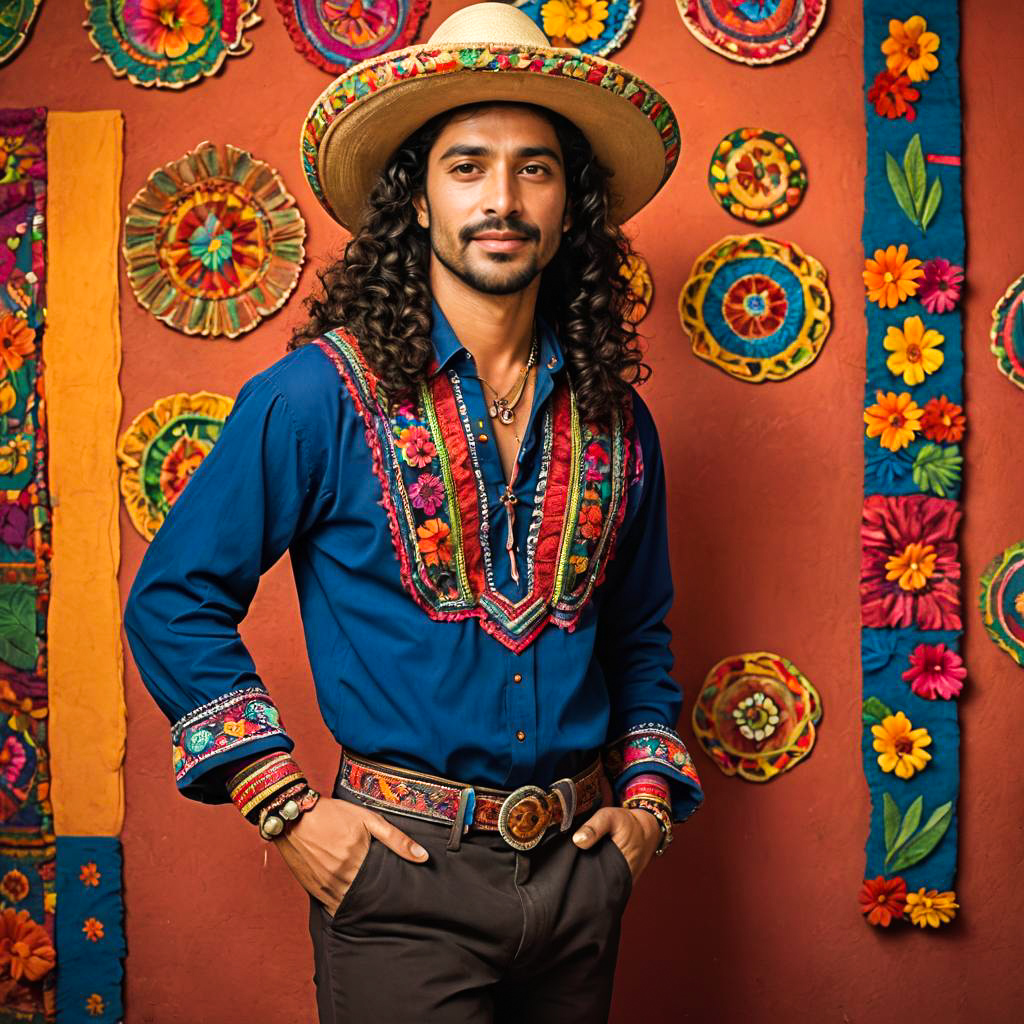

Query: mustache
<box><xmin>459</xmin><ymin>218</ymin><xmax>541</xmax><ymax>245</ymax></box>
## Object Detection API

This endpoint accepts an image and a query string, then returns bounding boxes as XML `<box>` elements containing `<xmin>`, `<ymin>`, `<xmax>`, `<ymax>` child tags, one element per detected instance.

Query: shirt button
<box><xmin>516</xmin><ymin>730</ymin><xmax>526</xmax><ymax>742</ymax></box>
<box><xmin>513</xmin><ymin>673</ymin><xmax>522</xmax><ymax>683</ymax></box>
<box><xmin>478</xmin><ymin>433</ymin><xmax>489</xmax><ymax>443</ymax></box>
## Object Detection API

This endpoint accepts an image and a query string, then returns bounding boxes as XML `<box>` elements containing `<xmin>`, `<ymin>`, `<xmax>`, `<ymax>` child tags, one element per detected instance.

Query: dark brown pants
<box><xmin>308</xmin><ymin>783</ymin><xmax>633</xmax><ymax>1023</ymax></box>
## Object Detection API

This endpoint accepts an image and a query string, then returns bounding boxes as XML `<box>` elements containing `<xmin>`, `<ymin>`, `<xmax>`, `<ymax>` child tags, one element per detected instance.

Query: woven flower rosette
<box><xmin>116</xmin><ymin>391</ymin><xmax>234</xmax><ymax>541</ymax></box>
<box><xmin>679</xmin><ymin>234</ymin><xmax>832</xmax><ymax>383</ymax></box>
<box><xmin>675</xmin><ymin>0</ymin><xmax>827</xmax><ymax>65</ymax></box>
<box><xmin>978</xmin><ymin>541</ymin><xmax>1024</xmax><ymax>668</ymax></box>
<box><xmin>989</xmin><ymin>271</ymin><xmax>1024</xmax><ymax>392</ymax></box>
<box><xmin>708</xmin><ymin>128</ymin><xmax>807</xmax><ymax>224</ymax></box>
<box><xmin>512</xmin><ymin>0</ymin><xmax>640</xmax><ymax>58</ymax></box>
<box><xmin>692</xmin><ymin>651</ymin><xmax>822</xmax><ymax>782</ymax></box>
<box><xmin>85</xmin><ymin>0</ymin><xmax>260</xmax><ymax>89</ymax></box>
<box><xmin>275</xmin><ymin>0</ymin><xmax>431</xmax><ymax>73</ymax></box>
<box><xmin>619</xmin><ymin>251</ymin><xmax>652</xmax><ymax>324</ymax></box>
<box><xmin>123</xmin><ymin>141</ymin><xmax>306</xmax><ymax>338</ymax></box>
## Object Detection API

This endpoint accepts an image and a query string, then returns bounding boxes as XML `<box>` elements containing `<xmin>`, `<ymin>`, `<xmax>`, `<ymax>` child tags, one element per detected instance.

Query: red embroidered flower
<box><xmin>902</xmin><ymin>642</ymin><xmax>966</xmax><ymax>699</ymax></box>
<box><xmin>0</xmin><ymin>870</ymin><xmax>29</xmax><ymax>903</ymax></box>
<box><xmin>82</xmin><ymin>917</ymin><xmax>104</xmax><ymax>942</ymax></box>
<box><xmin>867</xmin><ymin>70</ymin><xmax>920</xmax><ymax>121</ymax></box>
<box><xmin>579</xmin><ymin>491</ymin><xmax>604</xmax><ymax>540</ymax></box>
<box><xmin>722</xmin><ymin>274</ymin><xmax>788</xmax><ymax>338</ymax></box>
<box><xmin>860</xmin><ymin>495</ymin><xmax>961</xmax><ymax>630</ymax></box>
<box><xmin>396</xmin><ymin>425</ymin><xmax>436</xmax><ymax>468</ymax></box>
<box><xmin>920</xmin><ymin>395</ymin><xmax>965</xmax><ymax>443</ymax></box>
<box><xmin>859</xmin><ymin>875</ymin><xmax>907</xmax><ymax>926</ymax></box>
<box><xmin>409</xmin><ymin>473</ymin><xmax>444</xmax><ymax>516</ymax></box>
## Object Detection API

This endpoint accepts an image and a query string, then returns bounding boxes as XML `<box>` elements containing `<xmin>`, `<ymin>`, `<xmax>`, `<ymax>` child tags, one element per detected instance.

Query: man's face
<box><xmin>413</xmin><ymin>105</ymin><xmax>570</xmax><ymax>296</ymax></box>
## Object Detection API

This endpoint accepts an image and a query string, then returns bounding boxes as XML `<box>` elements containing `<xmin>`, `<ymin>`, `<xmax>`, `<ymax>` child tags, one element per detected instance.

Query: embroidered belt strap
<box><xmin>336</xmin><ymin>750</ymin><xmax>603</xmax><ymax>852</ymax></box>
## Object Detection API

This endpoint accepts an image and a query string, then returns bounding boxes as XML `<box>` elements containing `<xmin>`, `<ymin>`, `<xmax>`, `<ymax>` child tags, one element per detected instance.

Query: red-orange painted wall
<box><xmin>3</xmin><ymin>1</ymin><xmax>1022</xmax><ymax>1020</ymax></box>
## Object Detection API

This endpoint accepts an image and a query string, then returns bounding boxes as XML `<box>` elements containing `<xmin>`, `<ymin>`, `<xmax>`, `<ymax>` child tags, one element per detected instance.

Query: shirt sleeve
<box><xmin>123</xmin><ymin>368</ymin><xmax>326</xmax><ymax>805</ymax></box>
<box><xmin>595</xmin><ymin>389</ymin><xmax>704</xmax><ymax>825</ymax></box>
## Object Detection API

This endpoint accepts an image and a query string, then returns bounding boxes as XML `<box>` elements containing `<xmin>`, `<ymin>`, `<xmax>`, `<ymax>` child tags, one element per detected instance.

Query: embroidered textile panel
<box><xmin>858</xmin><ymin>3</ymin><xmax>963</xmax><ymax>930</ymax></box>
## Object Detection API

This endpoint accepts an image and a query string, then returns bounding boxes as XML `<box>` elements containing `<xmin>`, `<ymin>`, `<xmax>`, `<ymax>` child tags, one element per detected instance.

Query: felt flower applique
<box><xmin>859</xmin><ymin>875</ymin><xmax>907</xmax><ymax>926</ymax></box>
<box><xmin>902</xmin><ymin>641</ymin><xmax>966</xmax><ymax>699</ymax></box>
<box><xmin>867</xmin><ymin>71</ymin><xmax>920</xmax><ymax>121</ymax></box>
<box><xmin>872</xmin><ymin>711</ymin><xmax>932</xmax><ymax>779</ymax></box>
<box><xmin>885</xmin><ymin>540</ymin><xmax>937</xmax><ymax>592</ymax></box>
<box><xmin>917</xmin><ymin>258</ymin><xmax>963</xmax><ymax>313</ymax></box>
<box><xmin>82</xmin><ymin>917</ymin><xmax>105</xmax><ymax>942</ymax></box>
<box><xmin>882</xmin><ymin>15</ymin><xmax>940</xmax><ymax>82</ymax></box>
<box><xmin>863</xmin><ymin>390</ymin><xmax>923</xmax><ymax>451</ymax></box>
<box><xmin>920</xmin><ymin>395</ymin><xmax>965</xmax><ymax>442</ymax></box>
<box><xmin>884</xmin><ymin>315</ymin><xmax>944</xmax><ymax>386</ymax></box>
<box><xmin>862</xmin><ymin>244</ymin><xmax>923</xmax><ymax>307</ymax></box>
<box><xmin>541</xmin><ymin>0</ymin><xmax>609</xmax><ymax>45</ymax></box>
<box><xmin>906</xmin><ymin>887</ymin><xmax>958</xmax><ymax>927</ymax></box>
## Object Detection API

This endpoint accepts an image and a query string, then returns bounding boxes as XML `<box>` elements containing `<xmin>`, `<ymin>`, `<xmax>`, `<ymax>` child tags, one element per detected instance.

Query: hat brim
<box><xmin>301</xmin><ymin>44</ymin><xmax>680</xmax><ymax>233</ymax></box>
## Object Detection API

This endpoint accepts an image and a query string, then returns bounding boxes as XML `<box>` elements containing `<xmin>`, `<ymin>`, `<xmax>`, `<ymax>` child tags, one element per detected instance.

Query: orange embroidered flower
<box><xmin>416</xmin><ymin>517</ymin><xmax>452</xmax><ymax>567</ymax></box>
<box><xmin>222</xmin><ymin>719</ymin><xmax>247</xmax><ymax>738</ymax></box>
<box><xmin>920</xmin><ymin>396</ymin><xmax>965</xmax><ymax>442</ymax></box>
<box><xmin>82</xmin><ymin>917</ymin><xmax>105</xmax><ymax>942</ymax></box>
<box><xmin>579</xmin><ymin>502</ymin><xmax>603</xmax><ymax>540</ymax></box>
<box><xmin>0</xmin><ymin>870</ymin><xmax>29</xmax><ymax>903</ymax></box>
<box><xmin>885</xmin><ymin>541</ymin><xmax>937</xmax><ymax>591</ymax></box>
<box><xmin>0</xmin><ymin>907</ymin><xmax>56</xmax><ymax>981</ymax></box>
<box><xmin>867</xmin><ymin>71</ymin><xmax>920</xmax><ymax>121</ymax></box>
<box><xmin>126</xmin><ymin>0</ymin><xmax>211</xmax><ymax>59</ymax></box>
<box><xmin>0</xmin><ymin>313</ymin><xmax>35</xmax><ymax>376</ymax></box>
<box><xmin>882</xmin><ymin>15</ymin><xmax>940</xmax><ymax>82</ymax></box>
<box><xmin>863</xmin><ymin>391</ymin><xmax>924</xmax><ymax>451</ymax></box>
<box><xmin>862</xmin><ymin>244</ymin><xmax>923</xmax><ymax>308</ymax></box>
<box><xmin>859</xmin><ymin>875</ymin><xmax>907</xmax><ymax>926</ymax></box>
<box><xmin>86</xmin><ymin>993</ymin><xmax>106</xmax><ymax>1016</ymax></box>
<box><xmin>79</xmin><ymin>862</ymin><xmax>102</xmax><ymax>888</ymax></box>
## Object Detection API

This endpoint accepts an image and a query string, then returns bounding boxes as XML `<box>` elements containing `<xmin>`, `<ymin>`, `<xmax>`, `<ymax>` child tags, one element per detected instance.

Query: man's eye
<box><xmin>452</xmin><ymin>163</ymin><xmax>478</xmax><ymax>174</ymax></box>
<box><xmin>522</xmin><ymin>164</ymin><xmax>548</xmax><ymax>175</ymax></box>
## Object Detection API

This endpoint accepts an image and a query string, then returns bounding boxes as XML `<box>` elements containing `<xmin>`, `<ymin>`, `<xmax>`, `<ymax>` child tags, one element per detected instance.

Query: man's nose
<box><xmin>482</xmin><ymin>167</ymin><xmax>521</xmax><ymax>220</ymax></box>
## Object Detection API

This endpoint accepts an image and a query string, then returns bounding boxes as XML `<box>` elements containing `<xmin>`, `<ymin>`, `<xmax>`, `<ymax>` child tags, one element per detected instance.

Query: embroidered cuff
<box><xmin>603</xmin><ymin>722</ymin><xmax>704</xmax><ymax>824</ymax></box>
<box><xmin>170</xmin><ymin>687</ymin><xmax>294</xmax><ymax>804</ymax></box>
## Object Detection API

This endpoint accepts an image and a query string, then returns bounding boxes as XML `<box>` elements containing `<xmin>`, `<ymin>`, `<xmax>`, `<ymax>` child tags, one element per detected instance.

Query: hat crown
<box><xmin>427</xmin><ymin>2</ymin><xmax>550</xmax><ymax>47</ymax></box>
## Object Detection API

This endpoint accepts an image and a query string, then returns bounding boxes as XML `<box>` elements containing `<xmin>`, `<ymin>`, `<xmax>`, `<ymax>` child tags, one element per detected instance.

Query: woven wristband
<box><xmin>624</xmin><ymin>797</ymin><xmax>673</xmax><ymax>855</ymax></box>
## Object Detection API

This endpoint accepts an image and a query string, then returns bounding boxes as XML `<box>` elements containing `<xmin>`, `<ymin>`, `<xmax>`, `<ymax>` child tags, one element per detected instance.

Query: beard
<box><xmin>429</xmin><ymin>234</ymin><xmax>544</xmax><ymax>296</ymax></box>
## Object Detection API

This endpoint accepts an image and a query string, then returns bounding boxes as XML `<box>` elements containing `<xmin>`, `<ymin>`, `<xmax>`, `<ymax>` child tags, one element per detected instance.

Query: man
<box><xmin>124</xmin><ymin>4</ymin><xmax>703</xmax><ymax>1021</ymax></box>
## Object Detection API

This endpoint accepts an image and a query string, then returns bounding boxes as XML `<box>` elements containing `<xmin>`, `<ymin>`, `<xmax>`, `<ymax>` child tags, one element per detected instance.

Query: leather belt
<box><xmin>335</xmin><ymin>750</ymin><xmax>603</xmax><ymax>852</ymax></box>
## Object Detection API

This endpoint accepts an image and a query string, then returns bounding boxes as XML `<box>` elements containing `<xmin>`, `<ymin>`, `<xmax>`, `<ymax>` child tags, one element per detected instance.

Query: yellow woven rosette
<box><xmin>123</xmin><ymin>141</ymin><xmax>306</xmax><ymax>338</ymax></box>
<box><xmin>117</xmin><ymin>391</ymin><xmax>234</xmax><ymax>541</ymax></box>
<box><xmin>619</xmin><ymin>251</ymin><xmax>653</xmax><ymax>324</ymax></box>
<box><xmin>679</xmin><ymin>234</ymin><xmax>831</xmax><ymax>383</ymax></box>
<box><xmin>692</xmin><ymin>650</ymin><xmax>822</xmax><ymax>782</ymax></box>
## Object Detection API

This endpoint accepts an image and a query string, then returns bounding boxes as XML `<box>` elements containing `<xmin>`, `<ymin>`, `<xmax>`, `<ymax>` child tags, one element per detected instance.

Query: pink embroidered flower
<box><xmin>584</xmin><ymin>442</ymin><xmax>609</xmax><ymax>481</ymax></box>
<box><xmin>902</xmin><ymin>642</ymin><xmax>966</xmax><ymax>699</ymax></box>
<box><xmin>0</xmin><ymin>735</ymin><xmax>27</xmax><ymax>787</ymax></box>
<box><xmin>917</xmin><ymin>258</ymin><xmax>963</xmax><ymax>314</ymax></box>
<box><xmin>409</xmin><ymin>473</ymin><xmax>444</xmax><ymax>516</ymax></box>
<box><xmin>396</xmin><ymin>425</ymin><xmax>436</xmax><ymax>468</ymax></box>
<box><xmin>861</xmin><ymin>495</ymin><xmax>961</xmax><ymax>630</ymax></box>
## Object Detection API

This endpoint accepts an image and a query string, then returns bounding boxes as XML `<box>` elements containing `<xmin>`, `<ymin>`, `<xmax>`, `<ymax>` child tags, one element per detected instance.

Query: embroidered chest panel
<box><xmin>316</xmin><ymin>330</ymin><xmax>634</xmax><ymax>652</ymax></box>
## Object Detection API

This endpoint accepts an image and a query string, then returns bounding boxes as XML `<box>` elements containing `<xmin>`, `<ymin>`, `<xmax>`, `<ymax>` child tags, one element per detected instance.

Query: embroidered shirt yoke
<box><xmin>123</xmin><ymin>302</ymin><xmax>704</xmax><ymax>823</ymax></box>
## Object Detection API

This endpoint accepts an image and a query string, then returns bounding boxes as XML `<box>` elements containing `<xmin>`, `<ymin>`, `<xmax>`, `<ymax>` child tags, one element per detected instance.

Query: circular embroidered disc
<box><xmin>117</xmin><ymin>391</ymin><xmax>234</xmax><ymax>541</ymax></box>
<box><xmin>679</xmin><ymin>234</ymin><xmax>831</xmax><ymax>383</ymax></box>
<box><xmin>513</xmin><ymin>0</ymin><xmax>641</xmax><ymax>58</ymax></box>
<box><xmin>979</xmin><ymin>541</ymin><xmax>1024</xmax><ymax>668</ymax></box>
<box><xmin>990</xmin><ymin>272</ymin><xmax>1024</xmax><ymax>393</ymax></box>
<box><xmin>620</xmin><ymin>252</ymin><xmax>653</xmax><ymax>323</ymax></box>
<box><xmin>692</xmin><ymin>651</ymin><xmax>822</xmax><ymax>782</ymax></box>
<box><xmin>123</xmin><ymin>141</ymin><xmax>306</xmax><ymax>338</ymax></box>
<box><xmin>0</xmin><ymin>0</ymin><xmax>43</xmax><ymax>65</ymax></box>
<box><xmin>276</xmin><ymin>0</ymin><xmax>431</xmax><ymax>73</ymax></box>
<box><xmin>709</xmin><ymin>128</ymin><xmax>807</xmax><ymax>223</ymax></box>
<box><xmin>85</xmin><ymin>0</ymin><xmax>259</xmax><ymax>89</ymax></box>
<box><xmin>676</xmin><ymin>0</ymin><xmax>827</xmax><ymax>65</ymax></box>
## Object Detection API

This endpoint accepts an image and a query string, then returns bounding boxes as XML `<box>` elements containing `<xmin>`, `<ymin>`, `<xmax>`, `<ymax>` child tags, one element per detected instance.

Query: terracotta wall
<box><xmin>2</xmin><ymin>1</ymin><xmax>1022</xmax><ymax>1020</ymax></box>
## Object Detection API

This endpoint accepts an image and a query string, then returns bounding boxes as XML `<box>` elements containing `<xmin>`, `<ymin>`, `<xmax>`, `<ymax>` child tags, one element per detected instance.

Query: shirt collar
<box><xmin>429</xmin><ymin>298</ymin><xmax>565</xmax><ymax>378</ymax></box>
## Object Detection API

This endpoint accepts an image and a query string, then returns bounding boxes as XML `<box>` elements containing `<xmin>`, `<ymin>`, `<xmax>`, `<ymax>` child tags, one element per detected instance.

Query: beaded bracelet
<box><xmin>623</xmin><ymin>796</ymin><xmax>673</xmax><ymax>856</ymax></box>
<box><xmin>258</xmin><ymin>786</ymin><xmax>321</xmax><ymax>841</ymax></box>
<box><xmin>228</xmin><ymin>753</ymin><xmax>308</xmax><ymax>824</ymax></box>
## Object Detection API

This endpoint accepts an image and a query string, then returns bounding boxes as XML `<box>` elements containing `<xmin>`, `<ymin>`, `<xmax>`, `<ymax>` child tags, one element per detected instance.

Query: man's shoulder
<box><xmin>245</xmin><ymin>339</ymin><xmax>347</xmax><ymax>419</ymax></box>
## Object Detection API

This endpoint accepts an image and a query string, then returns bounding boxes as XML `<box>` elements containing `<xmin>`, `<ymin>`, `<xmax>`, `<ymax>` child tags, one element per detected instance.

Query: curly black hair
<box><xmin>290</xmin><ymin>101</ymin><xmax>650</xmax><ymax>423</ymax></box>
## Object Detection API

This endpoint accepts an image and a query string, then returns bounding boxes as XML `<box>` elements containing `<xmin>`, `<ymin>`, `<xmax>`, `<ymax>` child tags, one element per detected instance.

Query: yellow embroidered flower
<box><xmin>863</xmin><ymin>390</ymin><xmax>924</xmax><ymax>451</ymax></box>
<box><xmin>884</xmin><ymin>315</ymin><xmax>944</xmax><ymax>386</ymax></box>
<box><xmin>86</xmin><ymin>993</ymin><xmax>106</xmax><ymax>1017</ymax></box>
<box><xmin>862</xmin><ymin>244</ymin><xmax>923</xmax><ymax>308</ymax></box>
<box><xmin>872</xmin><ymin>711</ymin><xmax>932</xmax><ymax>779</ymax></box>
<box><xmin>541</xmin><ymin>0</ymin><xmax>609</xmax><ymax>45</ymax></box>
<box><xmin>0</xmin><ymin>379</ymin><xmax>16</xmax><ymax>414</ymax></box>
<box><xmin>0</xmin><ymin>434</ymin><xmax>30</xmax><ymax>475</ymax></box>
<box><xmin>882</xmin><ymin>16</ymin><xmax>940</xmax><ymax>82</ymax></box>
<box><xmin>906</xmin><ymin>887</ymin><xmax>958</xmax><ymax>927</ymax></box>
<box><xmin>885</xmin><ymin>541</ymin><xmax>937</xmax><ymax>591</ymax></box>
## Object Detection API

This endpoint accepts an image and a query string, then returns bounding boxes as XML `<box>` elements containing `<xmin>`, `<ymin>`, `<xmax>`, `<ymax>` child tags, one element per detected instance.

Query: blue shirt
<box><xmin>123</xmin><ymin>302</ymin><xmax>703</xmax><ymax>823</ymax></box>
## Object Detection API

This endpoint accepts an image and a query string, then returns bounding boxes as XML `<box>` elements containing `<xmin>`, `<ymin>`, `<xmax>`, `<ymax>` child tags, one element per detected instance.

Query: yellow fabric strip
<box><xmin>45</xmin><ymin>111</ymin><xmax>126</xmax><ymax>837</ymax></box>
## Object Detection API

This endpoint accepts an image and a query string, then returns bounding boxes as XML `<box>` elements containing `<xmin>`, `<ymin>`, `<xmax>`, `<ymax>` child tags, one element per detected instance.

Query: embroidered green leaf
<box><xmin>0</xmin><ymin>584</ymin><xmax>38</xmax><ymax>671</ymax></box>
<box><xmin>921</xmin><ymin>177</ymin><xmax>943</xmax><ymax>232</ymax></box>
<box><xmin>913</xmin><ymin>443</ymin><xmax>963</xmax><ymax>497</ymax></box>
<box><xmin>863</xmin><ymin>696</ymin><xmax>893</xmax><ymax>726</ymax></box>
<box><xmin>885</xmin><ymin>794</ymin><xmax>923</xmax><ymax>864</ymax></box>
<box><xmin>883</xmin><ymin>792</ymin><xmax>900</xmax><ymax>852</ymax></box>
<box><xmin>903</xmin><ymin>134</ymin><xmax>926</xmax><ymax>215</ymax></box>
<box><xmin>885</xmin><ymin>152</ymin><xmax>918</xmax><ymax>226</ymax></box>
<box><xmin>887</xmin><ymin>801</ymin><xmax>953</xmax><ymax>873</ymax></box>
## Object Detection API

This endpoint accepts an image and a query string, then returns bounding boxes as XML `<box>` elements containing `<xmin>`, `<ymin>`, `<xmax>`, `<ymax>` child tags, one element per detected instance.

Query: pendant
<box><xmin>498</xmin><ymin>404</ymin><xmax>515</xmax><ymax>425</ymax></box>
<box><xmin>500</xmin><ymin>486</ymin><xmax>520</xmax><ymax>584</ymax></box>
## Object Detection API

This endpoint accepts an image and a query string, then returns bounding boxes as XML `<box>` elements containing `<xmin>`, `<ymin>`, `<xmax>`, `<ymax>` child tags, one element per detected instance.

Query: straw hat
<box><xmin>300</xmin><ymin>2</ymin><xmax>680</xmax><ymax>233</ymax></box>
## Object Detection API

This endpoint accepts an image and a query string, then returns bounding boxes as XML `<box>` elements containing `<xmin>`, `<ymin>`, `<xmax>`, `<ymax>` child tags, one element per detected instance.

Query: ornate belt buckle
<box><xmin>497</xmin><ymin>785</ymin><xmax>552</xmax><ymax>851</ymax></box>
